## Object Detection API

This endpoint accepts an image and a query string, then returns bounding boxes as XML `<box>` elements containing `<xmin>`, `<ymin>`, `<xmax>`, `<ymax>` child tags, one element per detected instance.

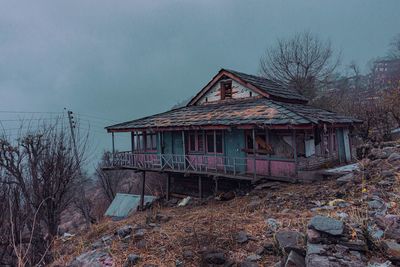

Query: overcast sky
<box><xmin>0</xmin><ymin>0</ymin><xmax>399</xmax><ymax>170</ymax></box>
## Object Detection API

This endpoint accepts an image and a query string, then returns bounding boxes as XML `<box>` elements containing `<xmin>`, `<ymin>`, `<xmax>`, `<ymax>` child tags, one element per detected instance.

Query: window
<box><xmin>134</xmin><ymin>131</ymin><xmax>157</xmax><ymax>151</ymax></box>
<box><xmin>245</xmin><ymin>130</ymin><xmax>272</xmax><ymax>154</ymax></box>
<box><xmin>188</xmin><ymin>131</ymin><xmax>205</xmax><ymax>152</ymax></box>
<box><xmin>221</xmin><ymin>80</ymin><xmax>232</xmax><ymax>100</ymax></box>
<box><xmin>206</xmin><ymin>130</ymin><xmax>223</xmax><ymax>154</ymax></box>
<box><xmin>207</xmin><ymin>132</ymin><xmax>214</xmax><ymax>153</ymax></box>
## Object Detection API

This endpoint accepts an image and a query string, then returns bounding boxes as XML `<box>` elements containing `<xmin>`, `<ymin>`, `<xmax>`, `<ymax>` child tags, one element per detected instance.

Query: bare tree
<box><xmin>0</xmin><ymin>120</ymin><xmax>87</xmax><ymax>265</ymax></box>
<box><xmin>388</xmin><ymin>33</ymin><xmax>400</xmax><ymax>59</ymax></box>
<box><xmin>260</xmin><ymin>32</ymin><xmax>340</xmax><ymax>99</ymax></box>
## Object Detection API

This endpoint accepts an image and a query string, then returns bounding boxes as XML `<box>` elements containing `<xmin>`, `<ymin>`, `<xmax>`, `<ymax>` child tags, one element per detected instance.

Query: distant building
<box><xmin>372</xmin><ymin>58</ymin><xmax>400</xmax><ymax>89</ymax></box>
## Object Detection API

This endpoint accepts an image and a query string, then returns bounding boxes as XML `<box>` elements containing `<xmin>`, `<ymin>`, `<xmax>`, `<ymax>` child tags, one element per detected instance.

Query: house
<box><xmin>104</xmin><ymin>69</ymin><xmax>361</xmax><ymax>202</ymax></box>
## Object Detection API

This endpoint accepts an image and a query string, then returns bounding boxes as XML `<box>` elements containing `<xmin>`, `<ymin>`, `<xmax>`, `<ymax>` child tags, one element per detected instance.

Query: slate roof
<box><xmin>106</xmin><ymin>98</ymin><xmax>361</xmax><ymax>131</ymax></box>
<box><xmin>222</xmin><ymin>69</ymin><xmax>309</xmax><ymax>102</ymax></box>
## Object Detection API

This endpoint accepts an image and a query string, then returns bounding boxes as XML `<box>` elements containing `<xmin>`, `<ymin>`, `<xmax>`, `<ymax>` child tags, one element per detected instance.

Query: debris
<box><xmin>124</xmin><ymin>254</ymin><xmax>140</xmax><ymax>266</ymax></box>
<box><xmin>116</xmin><ymin>225</ymin><xmax>133</xmax><ymax>238</ymax></box>
<box><xmin>178</xmin><ymin>197</ymin><xmax>192</xmax><ymax>207</ymax></box>
<box><xmin>215</xmin><ymin>191</ymin><xmax>235</xmax><ymax>201</ymax></box>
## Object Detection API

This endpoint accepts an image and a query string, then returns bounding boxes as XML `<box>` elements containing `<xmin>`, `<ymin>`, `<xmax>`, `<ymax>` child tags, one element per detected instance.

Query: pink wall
<box><xmin>246</xmin><ymin>158</ymin><xmax>296</xmax><ymax>177</ymax></box>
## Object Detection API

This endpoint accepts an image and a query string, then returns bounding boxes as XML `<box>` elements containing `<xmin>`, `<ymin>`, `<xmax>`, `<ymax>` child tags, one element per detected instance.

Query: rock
<box><xmin>216</xmin><ymin>191</ymin><xmax>235</xmax><ymax>201</ymax></box>
<box><xmin>266</xmin><ymin>218</ymin><xmax>279</xmax><ymax>231</ymax></box>
<box><xmin>183</xmin><ymin>250</ymin><xmax>194</xmax><ymax>259</ymax></box>
<box><xmin>306</xmin><ymin>229</ymin><xmax>321</xmax><ymax>244</ymax></box>
<box><xmin>246</xmin><ymin>254</ymin><xmax>261</xmax><ymax>262</ymax></box>
<box><xmin>306</xmin><ymin>243</ymin><xmax>326</xmax><ymax>255</ymax></box>
<box><xmin>124</xmin><ymin>254</ymin><xmax>140</xmax><ymax>266</ymax></box>
<box><xmin>235</xmin><ymin>231</ymin><xmax>249</xmax><ymax>244</ymax></box>
<box><xmin>382</xmin><ymin>240</ymin><xmax>400</xmax><ymax>262</ymax></box>
<box><xmin>116</xmin><ymin>225</ymin><xmax>133</xmax><ymax>238</ymax></box>
<box><xmin>388</xmin><ymin>152</ymin><xmax>400</xmax><ymax>162</ymax></box>
<box><xmin>309</xmin><ymin>215</ymin><xmax>344</xmax><ymax>236</ymax></box>
<box><xmin>367</xmin><ymin>225</ymin><xmax>384</xmax><ymax>240</ymax></box>
<box><xmin>70</xmin><ymin>249</ymin><xmax>113</xmax><ymax>266</ymax></box>
<box><xmin>155</xmin><ymin>213</ymin><xmax>171</xmax><ymax>223</ymax></box>
<box><xmin>133</xmin><ymin>228</ymin><xmax>145</xmax><ymax>239</ymax></box>
<box><xmin>336</xmin><ymin>173</ymin><xmax>355</xmax><ymax>185</ymax></box>
<box><xmin>369</xmin><ymin>148</ymin><xmax>390</xmax><ymax>159</ymax></box>
<box><xmin>285</xmin><ymin>250</ymin><xmax>305</xmax><ymax>267</ymax></box>
<box><xmin>202</xmin><ymin>251</ymin><xmax>226</xmax><ymax>264</ymax></box>
<box><xmin>305</xmin><ymin>254</ymin><xmax>330</xmax><ymax>267</ymax></box>
<box><xmin>247</xmin><ymin>199</ymin><xmax>262</xmax><ymax>211</ymax></box>
<box><xmin>275</xmin><ymin>231</ymin><xmax>305</xmax><ymax>254</ymax></box>
<box><xmin>339</xmin><ymin>240</ymin><xmax>367</xmax><ymax>252</ymax></box>
<box><xmin>240</xmin><ymin>261</ymin><xmax>259</xmax><ymax>267</ymax></box>
<box><xmin>136</xmin><ymin>239</ymin><xmax>147</xmax><ymax>249</ymax></box>
<box><xmin>381</xmin><ymin>170</ymin><xmax>395</xmax><ymax>178</ymax></box>
<box><xmin>375</xmin><ymin>215</ymin><xmax>400</xmax><ymax>241</ymax></box>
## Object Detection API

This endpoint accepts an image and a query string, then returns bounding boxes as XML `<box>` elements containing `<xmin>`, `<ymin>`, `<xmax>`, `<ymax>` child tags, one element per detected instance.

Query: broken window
<box><xmin>206</xmin><ymin>130</ymin><xmax>223</xmax><ymax>154</ymax></box>
<box><xmin>220</xmin><ymin>80</ymin><xmax>232</xmax><ymax>100</ymax></box>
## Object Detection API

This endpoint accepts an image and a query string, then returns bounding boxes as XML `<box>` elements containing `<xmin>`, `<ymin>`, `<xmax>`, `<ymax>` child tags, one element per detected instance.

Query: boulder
<box><xmin>309</xmin><ymin>215</ymin><xmax>344</xmax><ymax>236</ymax></box>
<box><xmin>285</xmin><ymin>250</ymin><xmax>305</xmax><ymax>267</ymax></box>
<box><xmin>275</xmin><ymin>231</ymin><xmax>305</xmax><ymax>254</ymax></box>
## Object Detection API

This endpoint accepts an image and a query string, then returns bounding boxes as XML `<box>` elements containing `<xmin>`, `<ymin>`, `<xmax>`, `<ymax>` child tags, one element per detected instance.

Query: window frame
<box><xmin>220</xmin><ymin>80</ymin><xmax>232</xmax><ymax>100</ymax></box>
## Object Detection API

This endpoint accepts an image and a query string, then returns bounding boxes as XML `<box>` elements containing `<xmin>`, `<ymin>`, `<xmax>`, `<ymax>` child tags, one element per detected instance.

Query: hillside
<box><xmin>52</xmin><ymin>142</ymin><xmax>400</xmax><ymax>267</ymax></box>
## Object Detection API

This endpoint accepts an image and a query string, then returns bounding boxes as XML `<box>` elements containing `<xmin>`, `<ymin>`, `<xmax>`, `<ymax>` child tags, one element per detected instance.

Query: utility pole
<box><xmin>66</xmin><ymin>109</ymin><xmax>80</xmax><ymax>170</ymax></box>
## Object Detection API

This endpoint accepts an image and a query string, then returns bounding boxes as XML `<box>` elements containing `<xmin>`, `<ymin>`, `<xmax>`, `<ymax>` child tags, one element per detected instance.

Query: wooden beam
<box><xmin>112</xmin><ymin>132</ymin><xmax>115</xmax><ymax>154</ymax></box>
<box><xmin>214</xmin><ymin>177</ymin><xmax>219</xmax><ymax>195</ymax></box>
<box><xmin>182</xmin><ymin>131</ymin><xmax>186</xmax><ymax>169</ymax></box>
<box><xmin>140</xmin><ymin>171</ymin><xmax>146</xmax><ymax>210</ymax></box>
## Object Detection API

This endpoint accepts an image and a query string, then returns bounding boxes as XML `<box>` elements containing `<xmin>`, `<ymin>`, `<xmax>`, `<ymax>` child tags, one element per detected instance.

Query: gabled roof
<box><xmin>106</xmin><ymin>97</ymin><xmax>361</xmax><ymax>132</ymax></box>
<box><xmin>187</xmin><ymin>69</ymin><xmax>309</xmax><ymax>105</ymax></box>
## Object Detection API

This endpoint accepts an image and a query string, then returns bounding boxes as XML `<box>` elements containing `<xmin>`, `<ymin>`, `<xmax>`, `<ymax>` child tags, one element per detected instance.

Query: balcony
<box><xmin>104</xmin><ymin>151</ymin><xmax>298</xmax><ymax>182</ymax></box>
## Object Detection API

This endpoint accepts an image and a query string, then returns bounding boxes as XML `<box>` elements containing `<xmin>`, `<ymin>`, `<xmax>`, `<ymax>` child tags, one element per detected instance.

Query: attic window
<box><xmin>221</xmin><ymin>80</ymin><xmax>232</xmax><ymax>100</ymax></box>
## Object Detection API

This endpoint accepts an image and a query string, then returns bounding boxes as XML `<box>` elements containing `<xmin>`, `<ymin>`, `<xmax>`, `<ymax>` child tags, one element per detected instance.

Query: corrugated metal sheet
<box><xmin>104</xmin><ymin>193</ymin><xmax>156</xmax><ymax>218</ymax></box>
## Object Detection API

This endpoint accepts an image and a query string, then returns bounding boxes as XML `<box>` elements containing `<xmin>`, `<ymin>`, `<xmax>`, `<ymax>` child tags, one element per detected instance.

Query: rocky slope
<box><xmin>51</xmin><ymin>142</ymin><xmax>400</xmax><ymax>267</ymax></box>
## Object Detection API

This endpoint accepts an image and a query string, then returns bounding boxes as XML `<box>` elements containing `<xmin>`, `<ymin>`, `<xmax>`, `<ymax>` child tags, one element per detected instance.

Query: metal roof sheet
<box><xmin>104</xmin><ymin>193</ymin><xmax>156</xmax><ymax>218</ymax></box>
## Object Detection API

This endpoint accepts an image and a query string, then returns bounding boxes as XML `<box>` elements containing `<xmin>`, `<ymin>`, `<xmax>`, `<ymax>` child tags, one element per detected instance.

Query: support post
<box><xmin>140</xmin><ymin>171</ymin><xmax>146</xmax><ymax>210</ymax></box>
<box><xmin>158</xmin><ymin>131</ymin><xmax>162</xmax><ymax>167</ymax></box>
<box><xmin>182</xmin><ymin>131</ymin><xmax>186</xmax><ymax>170</ymax></box>
<box><xmin>198</xmin><ymin>176</ymin><xmax>202</xmax><ymax>199</ymax></box>
<box><xmin>214</xmin><ymin>177</ymin><xmax>219</xmax><ymax>195</ymax></box>
<box><xmin>112</xmin><ymin>132</ymin><xmax>115</xmax><ymax>154</ymax></box>
<box><xmin>214</xmin><ymin>130</ymin><xmax>217</xmax><ymax>169</ymax></box>
<box><xmin>252</xmin><ymin>128</ymin><xmax>256</xmax><ymax>179</ymax></box>
<box><xmin>292</xmin><ymin>129</ymin><xmax>298</xmax><ymax>175</ymax></box>
<box><xmin>166</xmin><ymin>173</ymin><xmax>171</xmax><ymax>201</ymax></box>
<box><xmin>266</xmin><ymin>128</ymin><xmax>271</xmax><ymax>176</ymax></box>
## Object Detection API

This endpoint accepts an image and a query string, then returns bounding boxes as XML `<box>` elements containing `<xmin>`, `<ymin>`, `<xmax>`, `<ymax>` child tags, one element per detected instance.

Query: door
<box><xmin>343</xmin><ymin>129</ymin><xmax>351</xmax><ymax>162</ymax></box>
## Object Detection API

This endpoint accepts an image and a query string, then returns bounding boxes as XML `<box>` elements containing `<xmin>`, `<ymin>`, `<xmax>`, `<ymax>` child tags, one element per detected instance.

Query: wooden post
<box><xmin>214</xmin><ymin>130</ymin><xmax>217</xmax><ymax>169</ymax></box>
<box><xmin>214</xmin><ymin>177</ymin><xmax>219</xmax><ymax>195</ymax></box>
<box><xmin>198</xmin><ymin>176</ymin><xmax>202</xmax><ymax>199</ymax></box>
<box><xmin>292</xmin><ymin>129</ymin><xmax>298</xmax><ymax>175</ymax></box>
<box><xmin>112</xmin><ymin>132</ymin><xmax>115</xmax><ymax>154</ymax></box>
<box><xmin>266</xmin><ymin>128</ymin><xmax>271</xmax><ymax>176</ymax></box>
<box><xmin>252</xmin><ymin>128</ymin><xmax>256</xmax><ymax>179</ymax></box>
<box><xmin>158</xmin><ymin>131</ymin><xmax>162</xmax><ymax>168</ymax></box>
<box><xmin>182</xmin><ymin>131</ymin><xmax>186</xmax><ymax>170</ymax></box>
<box><xmin>166</xmin><ymin>173</ymin><xmax>171</xmax><ymax>201</ymax></box>
<box><xmin>140</xmin><ymin>171</ymin><xmax>146</xmax><ymax>210</ymax></box>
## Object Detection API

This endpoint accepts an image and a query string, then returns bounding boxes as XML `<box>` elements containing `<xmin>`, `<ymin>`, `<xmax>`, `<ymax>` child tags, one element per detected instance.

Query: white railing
<box><xmin>108</xmin><ymin>151</ymin><xmax>296</xmax><ymax>180</ymax></box>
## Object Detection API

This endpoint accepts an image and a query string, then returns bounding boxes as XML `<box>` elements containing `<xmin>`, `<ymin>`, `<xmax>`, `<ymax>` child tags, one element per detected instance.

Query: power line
<box><xmin>0</xmin><ymin>117</ymin><xmax>63</xmax><ymax>122</ymax></box>
<box><xmin>0</xmin><ymin>110</ymin><xmax>63</xmax><ymax>114</ymax></box>
<box><xmin>77</xmin><ymin>113</ymin><xmax>118</xmax><ymax>123</ymax></box>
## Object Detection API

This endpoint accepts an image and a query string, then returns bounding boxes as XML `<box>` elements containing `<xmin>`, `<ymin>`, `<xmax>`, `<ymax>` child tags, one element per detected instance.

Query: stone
<box><xmin>155</xmin><ymin>213</ymin><xmax>171</xmax><ymax>223</ymax></box>
<box><xmin>183</xmin><ymin>250</ymin><xmax>194</xmax><ymax>259</ymax></box>
<box><xmin>339</xmin><ymin>240</ymin><xmax>367</xmax><ymax>252</ymax></box>
<box><xmin>275</xmin><ymin>231</ymin><xmax>305</xmax><ymax>254</ymax></box>
<box><xmin>216</xmin><ymin>191</ymin><xmax>235</xmax><ymax>201</ymax></box>
<box><xmin>388</xmin><ymin>152</ymin><xmax>400</xmax><ymax>162</ymax></box>
<box><xmin>202</xmin><ymin>251</ymin><xmax>226</xmax><ymax>264</ymax></box>
<box><xmin>263</xmin><ymin>242</ymin><xmax>275</xmax><ymax>255</ymax></box>
<box><xmin>306</xmin><ymin>229</ymin><xmax>321</xmax><ymax>244</ymax></box>
<box><xmin>285</xmin><ymin>250</ymin><xmax>306</xmax><ymax>267</ymax></box>
<box><xmin>240</xmin><ymin>261</ymin><xmax>259</xmax><ymax>267</ymax></box>
<box><xmin>136</xmin><ymin>239</ymin><xmax>147</xmax><ymax>249</ymax></box>
<box><xmin>116</xmin><ymin>225</ymin><xmax>133</xmax><ymax>238</ymax></box>
<box><xmin>70</xmin><ymin>249</ymin><xmax>113</xmax><ymax>266</ymax></box>
<box><xmin>266</xmin><ymin>218</ymin><xmax>279</xmax><ymax>231</ymax></box>
<box><xmin>124</xmin><ymin>254</ymin><xmax>140</xmax><ymax>266</ymax></box>
<box><xmin>247</xmin><ymin>199</ymin><xmax>262</xmax><ymax>211</ymax></box>
<box><xmin>306</xmin><ymin>243</ymin><xmax>326</xmax><ymax>255</ymax></box>
<box><xmin>336</xmin><ymin>173</ymin><xmax>355</xmax><ymax>185</ymax></box>
<box><xmin>246</xmin><ymin>254</ymin><xmax>261</xmax><ymax>262</ymax></box>
<box><xmin>382</xmin><ymin>240</ymin><xmax>400</xmax><ymax>262</ymax></box>
<box><xmin>235</xmin><ymin>231</ymin><xmax>249</xmax><ymax>244</ymax></box>
<box><xmin>133</xmin><ymin>228</ymin><xmax>145</xmax><ymax>239</ymax></box>
<box><xmin>309</xmin><ymin>215</ymin><xmax>344</xmax><ymax>236</ymax></box>
<box><xmin>305</xmin><ymin>254</ymin><xmax>330</xmax><ymax>267</ymax></box>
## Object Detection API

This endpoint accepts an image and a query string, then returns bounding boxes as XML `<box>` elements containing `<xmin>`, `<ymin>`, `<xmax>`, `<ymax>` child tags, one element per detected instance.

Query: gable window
<box><xmin>220</xmin><ymin>80</ymin><xmax>232</xmax><ymax>100</ymax></box>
